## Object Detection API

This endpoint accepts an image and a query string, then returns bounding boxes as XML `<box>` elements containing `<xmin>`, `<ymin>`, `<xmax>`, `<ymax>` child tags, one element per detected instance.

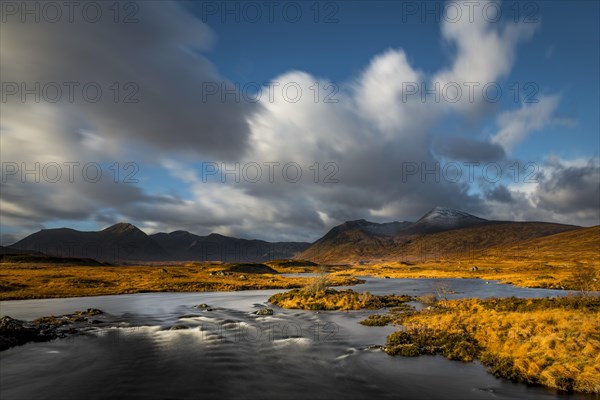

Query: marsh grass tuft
<box><xmin>359</xmin><ymin>314</ymin><xmax>393</xmax><ymax>326</ymax></box>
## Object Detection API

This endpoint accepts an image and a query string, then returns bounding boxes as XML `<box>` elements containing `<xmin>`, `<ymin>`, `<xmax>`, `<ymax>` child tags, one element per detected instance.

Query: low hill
<box><xmin>221</xmin><ymin>263</ymin><xmax>278</xmax><ymax>274</ymax></box>
<box><xmin>0</xmin><ymin>253</ymin><xmax>106</xmax><ymax>266</ymax></box>
<box><xmin>267</xmin><ymin>259</ymin><xmax>319</xmax><ymax>268</ymax></box>
<box><xmin>0</xmin><ymin>246</ymin><xmax>43</xmax><ymax>256</ymax></box>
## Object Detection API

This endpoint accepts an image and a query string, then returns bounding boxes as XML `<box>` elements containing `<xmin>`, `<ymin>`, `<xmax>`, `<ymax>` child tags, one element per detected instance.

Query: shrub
<box><xmin>385</xmin><ymin>328</ymin><xmax>480</xmax><ymax>362</ymax></box>
<box><xmin>359</xmin><ymin>314</ymin><xmax>392</xmax><ymax>326</ymax></box>
<box><xmin>305</xmin><ymin>268</ymin><xmax>329</xmax><ymax>293</ymax></box>
<box><xmin>417</xmin><ymin>294</ymin><xmax>438</xmax><ymax>305</ymax></box>
<box><xmin>387</xmin><ymin>343</ymin><xmax>420</xmax><ymax>357</ymax></box>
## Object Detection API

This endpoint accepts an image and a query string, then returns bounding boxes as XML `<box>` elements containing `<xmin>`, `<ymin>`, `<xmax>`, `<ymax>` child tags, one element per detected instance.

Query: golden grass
<box><xmin>0</xmin><ymin>262</ymin><xmax>360</xmax><ymax>300</ymax></box>
<box><xmin>332</xmin><ymin>259</ymin><xmax>599</xmax><ymax>291</ymax></box>
<box><xmin>2</xmin><ymin>254</ymin><xmax>597</xmax><ymax>300</ymax></box>
<box><xmin>388</xmin><ymin>296</ymin><xmax>600</xmax><ymax>394</ymax></box>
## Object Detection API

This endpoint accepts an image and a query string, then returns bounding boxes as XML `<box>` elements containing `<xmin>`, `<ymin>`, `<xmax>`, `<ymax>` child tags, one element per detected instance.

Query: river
<box><xmin>0</xmin><ymin>278</ymin><xmax>590</xmax><ymax>399</ymax></box>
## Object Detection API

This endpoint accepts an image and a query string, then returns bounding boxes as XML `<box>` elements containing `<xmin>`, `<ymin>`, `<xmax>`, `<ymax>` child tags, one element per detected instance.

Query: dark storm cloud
<box><xmin>0</xmin><ymin>173</ymin><xmax>176</xmax><ymax>227</ymax></box>
<box><xmin>433</xmin><ymin>136</ymin><xmax>506</xmax><ymax>162</ymax></box>
<box><xmin>535</xmin><ymin>161</ymin><xmax>600</xmax><ymax>215</ymax></box>
<box><xmin>483</xmin><ymin>159</ymin><xmax>600</xmax><ymax>227</ymax></box>
<box><xmin>0</xmin><ymin>233</ymin><xmax>24</xmax><ymax>247</ymax></box>
<box><xmin>232</xmin><ymin>129</ymin><xmax>487</xmax><ymax>230</ymax></box>
<box><xmin>484</xmin><ymin>185</ymin><xmax>514</xmax><ymax>203</ymax></box>
<box><xmin>1</xmin><ymin>0</ymin><xmax>256</xmax><ymax>159</ymax></box>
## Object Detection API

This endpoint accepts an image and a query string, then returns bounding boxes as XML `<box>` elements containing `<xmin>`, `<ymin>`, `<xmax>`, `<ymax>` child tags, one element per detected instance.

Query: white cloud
<box><xmin>491</xmin><ymin>95</ymin><xmax>561</xmax><ymax>152</ymax></box>
<box><xmin>433</xmin><ymin>0</ymin><xmax>537</xmax><ymax>114</ymax></box>
<box><xmin>353</xmin><ymin>49</ymin><xmax>426</xmax><ymax>136</ymax></box>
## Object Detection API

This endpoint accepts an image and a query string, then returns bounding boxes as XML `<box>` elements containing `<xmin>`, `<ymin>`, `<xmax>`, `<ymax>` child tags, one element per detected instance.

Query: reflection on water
<box><xmin>0</xmin><ymin>278</ymin><xmax>590</xmax><ymax>400</ymax></box>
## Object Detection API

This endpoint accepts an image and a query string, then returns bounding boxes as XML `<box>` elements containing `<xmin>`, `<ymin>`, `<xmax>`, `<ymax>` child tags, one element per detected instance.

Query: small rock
<box><xmin>0</xmin><ymin>316</ymin><xmax>26</xmax><ymax>332</ymax></box>
<box><xmin>254</xmin><ymin>307</ymin><xmax>274</xmax><ymax>316</ymax></box>
<box><xmin>384</xmin><ymin>276</ymin><xmax>391</xmax><ymax>279</ymax></box>
<box><xmin>76</xmin><ymin>308</ymin><xmax>103</xmax><ymax>316</ymax></box>
<box><xmin>194</xmin><ymin>304</ymin><xmax>210</xmax><ymax>309</ymax></box>
<box><xmin>239</xmin><ymin>275</ymin><xmax>247</xmax><ymax>280</ymax></box>
<box><xmin>1</xmin><ymin>310</ymin><xmax>104</xmax><ymax>351</ymax></box>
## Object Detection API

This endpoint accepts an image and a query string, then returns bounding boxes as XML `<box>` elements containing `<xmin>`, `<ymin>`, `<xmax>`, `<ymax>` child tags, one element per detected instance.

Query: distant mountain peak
<box><xmin>207</xmin><ymin>233</ymin><xmax>227</xmax><ymax>238</ymax></box>
<box><xmin>421</xmin><ymin>206</ymin><xmax>483</xmax><ymax>219</ymax></box>
<box><xmin>169</xmin><ymin>230</ymin><xmax>194</xmax><ymax>236</ymax></box>
<box><xmin>341</xmin><ymin>219</ymin><xmax>370</xmax><ymax>227</ymax></box>
<box><xmin>102</xmin><ymin>222</ymin><xmax>141</xmax><ymax>234</ymax></box>
<box><xmin>412</xmin><ymin>206</ymin><xmax>487</xmax><ymax>232</ymax></box>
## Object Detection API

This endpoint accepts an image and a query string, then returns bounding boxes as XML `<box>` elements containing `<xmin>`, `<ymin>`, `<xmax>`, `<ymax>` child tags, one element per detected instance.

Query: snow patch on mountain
<box><xmin>415</xmin><ymin>206</ymin><xmax>487</xmax><ymax>229</ymax></box>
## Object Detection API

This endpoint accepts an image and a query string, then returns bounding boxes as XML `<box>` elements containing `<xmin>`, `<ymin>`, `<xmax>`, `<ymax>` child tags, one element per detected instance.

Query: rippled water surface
<box><xmin>0</xmin><ymin>278</ymin><xmax>590</xmax><ymax>400</ymax></box>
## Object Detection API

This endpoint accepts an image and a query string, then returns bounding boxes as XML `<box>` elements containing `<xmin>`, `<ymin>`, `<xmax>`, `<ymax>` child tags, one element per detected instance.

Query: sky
<box><xmin>1</xmin><ymin>0</ymin><xmax>599</xmax><ymax>244</ymax></box>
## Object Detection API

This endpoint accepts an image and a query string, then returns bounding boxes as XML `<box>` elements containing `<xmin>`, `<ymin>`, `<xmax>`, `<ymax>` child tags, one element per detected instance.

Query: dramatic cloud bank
<box><xmin>1</xmin><ymin>0</ymin><xmax>598</xmax><ymax>244</ymax></box>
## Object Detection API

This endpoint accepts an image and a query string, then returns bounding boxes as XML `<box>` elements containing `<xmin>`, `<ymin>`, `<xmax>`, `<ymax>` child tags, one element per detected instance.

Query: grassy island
<box><xmin>269</xmin><ymin>287</ymin><xmax>412</xmax><ymax>311</ymax></box>
<box><xmin>382</xmin><ymin>295</ymin><xmax>600</xmax><ymax>394</ymax></box>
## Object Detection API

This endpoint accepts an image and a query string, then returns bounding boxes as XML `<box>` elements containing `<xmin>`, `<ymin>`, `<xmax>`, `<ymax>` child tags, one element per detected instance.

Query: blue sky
<box><xmin>1</xmin><ymin>0</ymin><xmax>599</xmax><ymax>243</ymax></box>
<box><xmin>198</xmin><ymin>0</ymin><xmax>599</xmax><ymax>163</ymax></box>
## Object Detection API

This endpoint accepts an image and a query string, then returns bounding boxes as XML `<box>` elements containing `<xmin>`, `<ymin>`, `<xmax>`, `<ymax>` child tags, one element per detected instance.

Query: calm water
<box><xmin>0</xmin><ymin>278</ymin><xmax>590</xmax><ymax>400</ymax></box>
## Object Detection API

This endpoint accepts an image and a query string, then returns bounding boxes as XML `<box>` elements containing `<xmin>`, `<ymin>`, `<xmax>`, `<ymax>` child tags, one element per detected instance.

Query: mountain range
<box><xmin>297</xmin><ymin>207</ymin><xmax>583</xmax><ymax>263</ymax></box>
<box><xmin>6</xmin><ymin>207</ymin><xmax>593</xmax><ymax>263</ymax></box>
<box><xmin>7</xmin><ymin>222</ymin><xmax>309</xmax><ymax>263</ymax></box>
